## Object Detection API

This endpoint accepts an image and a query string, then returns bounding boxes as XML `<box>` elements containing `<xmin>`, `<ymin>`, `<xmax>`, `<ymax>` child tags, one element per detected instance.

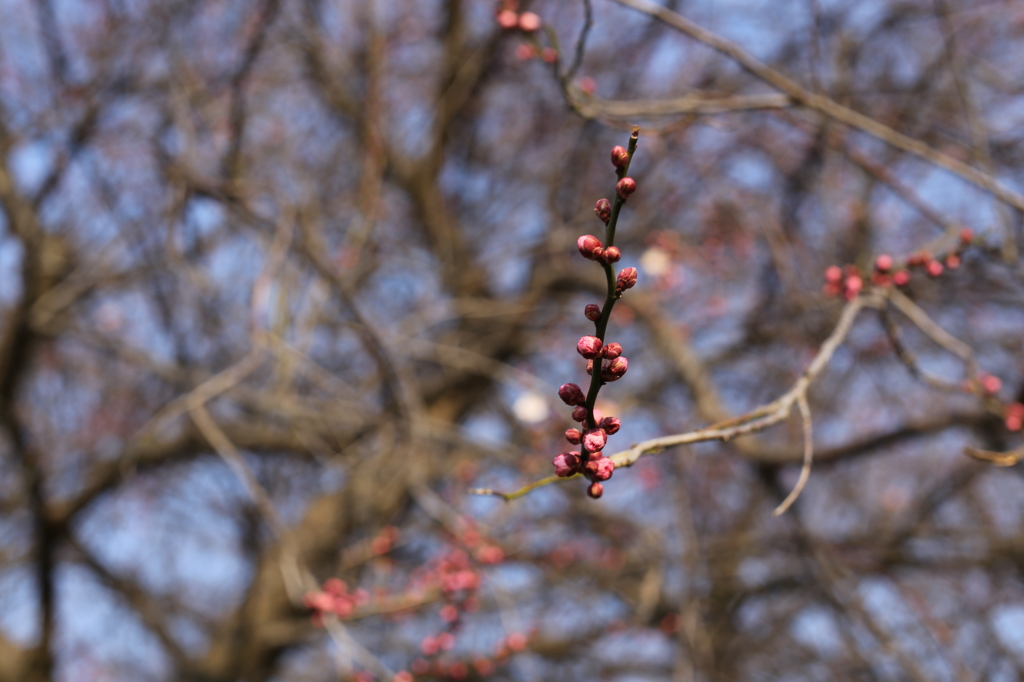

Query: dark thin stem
<box><xmin>582</xmin><ymin>126</ymin><xmax>640</xmax><ymax>439</ymax></box>
<box><xmin>563</xmin><ymin>0</ymin><xmax>594</xmax><ymax>83</ymax></box>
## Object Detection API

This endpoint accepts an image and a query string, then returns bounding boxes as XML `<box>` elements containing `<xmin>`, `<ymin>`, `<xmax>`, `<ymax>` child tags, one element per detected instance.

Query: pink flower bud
<box><xmin>893</xmin><ymin>270</ymin><xmax>910</xmax><ymax>286</ymax></box>
<box><xmin>600</xmin><ymin>416</ymin><xmax>621</xmax><ymax>434</ymax></box>
<box><xmin>981</xmin><ymin>373</ymin><xmax>1002</xmax><ymax>395</ymax></box>
<box><xmin>558</xmin><ymin>382</ymin><xmax>585</xmax><ymax>406</ymax></box>
<box><xmin>585</xmin><ymin>456</ymin><xmax>615</xmax><ymax>481</ymax></box>
<box><xmin>577</xmin><ymin>335</ymin><xmax>603</xmax><ymax>359</ymax></box>
<box><xmin>875</xmin><ymin>254</ymin><xmax>893</xmax><ymax>272</ymax></box>
<box><xmin>602</xmin><ymin>246</ymin><xmax>621</xmax><ymax>263</ymax></box>
<box><xmin>602</xmin><ymin>356</ymin><xmax>628</xmax><ymax>381</ymax></box>
<box><xmin>594</xmin><ymin>198</ymin><xmax>612</xmax><ymax>223</ymax></box>
<box><xmin>587</xmin><ymin>481</ymin><xmax>604</xmax><ymax>499</ymax></box>
<box><xmin>514</xmin><ymin>44</ymin><xmax>536</xmax><ymax>60</ymax></box>
<box><xmin>824</xmin><ymin>265</ymin><xmax>843</xmax><ymax>284</ymax></box>
<box><xmin>518</xmin><ymin>11</ymin><xmax>541</xmax><ymax>32</ymax></box>
<box><xmin>616</xmin><ymin>267</ymin><xmax>638</xmax><ymax>293</ymax></box>
<box><xmin>960</xmin><ymin>227</ymin><xmax>974</xmax><ymax>245</ymax></box>
<box><xmin>845</xmin><ymin>275</ymin><xmax>862</xmax><ymax>297</ymax></box>
<box><xmin>583</xmin><ymin>428</ymin><xmax>607</xmax><ymax>452</ymax></box>
<box><xmin>585</xmin><ymin>303</ymin><xmax>601</xmax><ymax>321</ymax></box>
<box><xmin>602</xmin><ymin>342</ymin><xmax>622</xmax><ymax>359</ymax></box>
<box><xmin>945</xmin><ymin>254</ymin><xmax>960</xmax><ymax>269</ymax></box>
<box><xmin>616</xmin><ymin>177</ymin><xmax>636</xmax><ymax>201</ymax></box>
<box><xmin>571</xmin><ymin>406</ymin><xmax>588</xmax><ymax>422</ymax></box>
<box><xmin>592</xmin><ymin>407</ymin><xmax>604</xmax><ymax>424</ymax></box>
<box><xmin>926</xmin><ymin>260</ymin><xmax>943</xmax><ymax>277</ymax></box>
<box><xmin>565</xmin><ymin>428</ymin><xmax>582</xmax><ymax>444</ymax></box>
<box><xmin>541</xmin><ymin>47</ymin><xmax>557</xmax><ymax>63</ymax></box>
<box><xmin>577</xmin><ymin>234</ymin><xmax>604</xmax><ymax>260</ymax></box>
<box><xmin>610</xmin><ymin>145</ymin><xmax>629</xmax><ymax>168</ymax></box>
<box><xmin>552</xmin><ymin>452</ymin><xmax>581</xmax><ymax>477</ymax></box>
<box><xmin>496</xmin><ymin>10</ymin><xmax>519</xmax><ymax>29</ymax></box>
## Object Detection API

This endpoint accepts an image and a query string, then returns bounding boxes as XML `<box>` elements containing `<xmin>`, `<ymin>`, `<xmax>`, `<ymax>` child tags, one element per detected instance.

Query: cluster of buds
<box><xmin>303</xmin><ymin>578</ymin><xmax>369</xmax><ymax>627</ymax></box>
<box><xmin>495</xmin><ymin>2</ymin><xmax>540</xmax><ymax>32</ymax></box>
<box><xmin>823</xmin><ymin>227</ymin><xmax>975</xmax><ymax>299</ymax></box>
<box><xmin>552</xmin><ymin>130</ymin><xmax>640</xmax><ymax>499</ymax></box>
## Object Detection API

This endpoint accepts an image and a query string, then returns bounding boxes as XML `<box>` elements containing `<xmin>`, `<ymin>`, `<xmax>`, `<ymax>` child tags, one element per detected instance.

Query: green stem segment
<box><xmin>582</xmin><ymin>126</ymin><xmax>639</xmax><ymax>443</ymax></box>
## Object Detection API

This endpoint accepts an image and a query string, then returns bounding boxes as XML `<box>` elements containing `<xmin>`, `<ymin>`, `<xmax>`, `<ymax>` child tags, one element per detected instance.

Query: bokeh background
<box><xmin>2</xmin><ymin>0</ymin><xmax>1024</xmax><ymax>680</ymax></box>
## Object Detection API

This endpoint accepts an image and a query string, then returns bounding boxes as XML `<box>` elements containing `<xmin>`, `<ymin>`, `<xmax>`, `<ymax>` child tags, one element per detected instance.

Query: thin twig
<box><xmin>610</xmin><ymin>0</ymin><xmax>1024</xmax><ymax>214</ymax></box>
<box><xmin>773</xmin><ymin>393</ymin><xmax>813</xmax><ymax>516</ymax></box>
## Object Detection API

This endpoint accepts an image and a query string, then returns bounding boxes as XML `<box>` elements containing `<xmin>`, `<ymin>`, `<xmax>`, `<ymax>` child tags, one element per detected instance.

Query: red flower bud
<box><xmin>585</xmin><ymin>303</ymin><xmax>601</xmax><ymax>321</ymax></box>
<box><xmin>552</xmin><ymin>452</ymin><xmax>581</xmax><ymax>477</ymax></box>
<box><xmin>571</xmin><ymin>406</ymin><xmax>588</xmax><ymax>422</ymax></box>
<box><xmin>577</xmin><ymin>335</ymin><xmax>603</xmax><ymax>359</ymax></box>
<box><xmin>518</xmin><ymin>11</ymin><xmax>541</xmax><ymax>32</ymax></box>
<box><xmin>875</xmin><ymin>254</ymin><xmax>893</xmax><ymax>272</ymax></box>
<box><xmin>558</xmin><ymin>382</ymin><xmax>585</xmax><ymax>406</ymax></box>
<box><xmin>602</xmin><ymin>356</ymin><xmax>628</xmax><ymax>381</ymax></box>
<box><xmin>824</xmin><ymin>265</ymin><xmax>843</xmax><ymax>284</ymax></box>
<box><xmin>583</xmin><ymin>428</ymin><xmax>607</xmax><ymax>452</ymax></box>
<box><xmin>844</xmin><ymin>275</ymin><xmax>862</xmax><ymax>300</ymax></box>
<box><xmin>616</xmin><ymin>267</ymin><xmax>638</xmax><ymax>293</ymax></box>
<box><xmin>945</xmin><ymin>254</ymin><xmax>960</xmax><ymax>269</ymax></box>
<box><xmin>496</xmin><ymin>10</ymin><xmax>519</xmax><ymax>29</ymax></box>
<box><xmin>600</xmin><ymin>416</ymin><xmax>621</xmax><ymax>434</ymax></box>
<box><xmin>981</xmin><ymin>373</ymin><xmax>1002</xmax><ymax>395</ymax></box>
<box><xmin>585</xmin><ymin>456</ymin><xmax>615</xmax><ymax>481</ymax></box>
<box><xmin>616</xmin><ymin>177</ymin><xmax>636</xmax><ymax>200</ymax></box>
<box><xmin>565</xmin><ymin>429</ymin><xmax>582</xmax><ymax>444</ymax></box>
<box><xmin>602</xmin><ymin>342</ymin><xmax>622</xmax><ymax>359</ymax></box>
<box><xmin>587</xmin><ymin>481</ymin><xmax>604</xmax><ymax>499</ymax></box>
<box><xmin>926</xmin><ymin>260</ymin><xmax>943</xmax><ymax>277</ymax></box>
<box><xmin>893</xmin><ymin>270</ymin><xmax>910</xmax><ymax>286</ymax></box>
<box><xmin>594</xmin><ymin>199</ymin><xmax>612</xmax><ymax>224</ymax></box>
<box><xmin>960</xmin><ymin>227</ymin><xmax>974</xmax><ymax>245</ymax></box>
<box><xmin>602</xmin><ymin>246</ymin><xmax>621</xmax><ymax>263</ymax></box>
<box><xmin>610</xmin><ymin>145</ymin><xmax>629</xmax><ymax>168</ymax></box>
<box><xmin>577</xmin><ymin>234</ymin><xmax>604</xmax><ymax>260</ymax></box>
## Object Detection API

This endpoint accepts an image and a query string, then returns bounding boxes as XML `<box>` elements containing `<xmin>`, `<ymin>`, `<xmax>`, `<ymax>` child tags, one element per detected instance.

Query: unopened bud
<box><xmin>616</xmin><ymin>267</ymin><xmax>638</xmax><ymax>293</ymax></box>
<box><xmin>585</xmin><ymin>303</ymin><xmax>601</xmax><ymax>321</ymax></box>
<box><xmin>558</xmin><ymin>383</ymin><xmax>585</xmax><ymax>406</ymax></box>
<box><xmin>518</xmin><ymin>11</ymin><xmax>541</xmax><ymax>32</ymax></box>
<box><xmin>496</xmin><ymin>10</ymin><xmax>519</xmax><ymax>29</ymax></box>
<box><xmin>602</xmin><ymin>342</ymin><xmax>622</xmax><ymax>359</ymax></box>
<box><xmin>981</xmin><ymin>374</ymin><xmax>1002</xmax><ymax>395</ymax></box>
<box><xmin>600</xmin><ymin>416</ymin><xmax>621</xmax><ymax>434</ymax></box>
<box><xmin>602</xmin><ymin>246</ymin><xmax>621</xmax><ymax>263</ymax></box>
<box><xmin>587</xmin><ymin>481</ymin><xmax>604</xmax><ymax>499</ymax></box>
<box><xmin>577</xmin><ymin>335</ymin><xmax>603</xmax><ymax>359</ymax></box>
<box><xmin>585</xmin><ymin>456</ymin><xmax>615</xmax><ymax>481</ymax></box>
<box><xmin>875</xmin><ymin>254</ymin><xmax>893</xmax><ymax>272</ymax></box>
<box><xmin>577</xmin><ymin>234</ymin><xmax>604</xmax><ymax>260</ymax></box>
<box><xmin>552</xmin><ymin>452</ymin><xmax>581</xmax><ymax>477</ymax></box>
<box><xmin>960</xmin><ymin>227</ymin><xmax>974</xmax><ymax>245</ymax></box>
<box><xmin>893</xmin><ymin>270</ymin><xmax>910</xmax><ymax>286</ymax></box>
<box><xmin>583</xmin><ymin>428</ymin><xmax>607</xmax><ymax>452</ymax></box>
<box><xmin>824</xmin><ymin>265</ymin><xmax>843</xmax><ymax>284</ymax></box>
<box><xmin>926</xmin><ymin>260</ymin><xmax>943</xmax><ymax>277</ymax></box>
<box><xmin>571</xmin><ymin>406</ymin><xmax>588</xmax><ymax>422</ymax></box>
<box><xmin>602</xmin><ymin>356</ymin><xmax>628</xmax><ymax>381</ymax></box>
<box><xmin>565</xmin><ymin>429</ymin><xmax>582</xmax><ymax>445</ymax></box>
<box><xmin>616</xmin><ymin>177</ymin><xmax>636</xmax><ymax>200</ymax></box>
<box><xmin>594</xmin><ymin>199</ymin><xmax>612</xmax><ymax>224</ymax></box>
<box><xmin>610</xmin><ymin>145</ymin><xmax>629</xmax><ymax>168</ymax></box>
<box><xmin>945</xmin><ymin>254</ymin><xmax>960</xmax><ymax>269</ymax></box>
